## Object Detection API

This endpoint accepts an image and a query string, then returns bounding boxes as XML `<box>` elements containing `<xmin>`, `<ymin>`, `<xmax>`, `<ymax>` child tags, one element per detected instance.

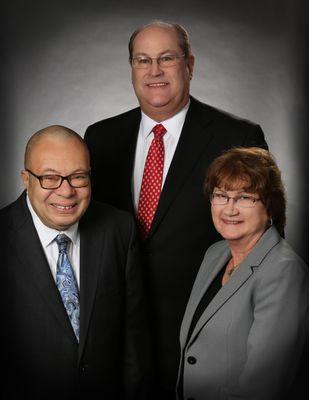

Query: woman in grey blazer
<box><xmin>177</xmin><ymin>147</ymin><xmax>309</xmax><ymax>400</ymax></box>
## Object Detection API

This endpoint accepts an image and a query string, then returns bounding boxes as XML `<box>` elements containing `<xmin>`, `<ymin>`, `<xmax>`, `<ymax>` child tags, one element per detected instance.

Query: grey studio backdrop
<box><xmin>1</xmin><ymin>0</ymin><xmax>308</xmax><ymax>263</ymax></box>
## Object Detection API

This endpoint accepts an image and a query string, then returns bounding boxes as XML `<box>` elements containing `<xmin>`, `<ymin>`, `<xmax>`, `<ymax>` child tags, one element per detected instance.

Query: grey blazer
<box><xmin>177</xmin><ymin>226</ymin><xmax>309</xmax><ymax>400</ymax></box>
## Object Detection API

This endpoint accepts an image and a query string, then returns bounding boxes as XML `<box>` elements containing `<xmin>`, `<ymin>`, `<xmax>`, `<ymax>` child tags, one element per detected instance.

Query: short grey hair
<box><xmin>128</xmin><ymin>20</ymin><xmax>192</xmax><ymax>60</ymax></box>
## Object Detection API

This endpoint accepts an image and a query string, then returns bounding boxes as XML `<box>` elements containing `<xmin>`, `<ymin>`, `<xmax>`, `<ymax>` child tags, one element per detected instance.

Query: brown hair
<box><xmin>204</xmin><ymin>147</ymin><xmax>286</xmax><ymax>236</ymax></box>
<box><xmin>128</xmin><ymin>20</ymin><xmax>192</xmax><ymax>60</ymax></box>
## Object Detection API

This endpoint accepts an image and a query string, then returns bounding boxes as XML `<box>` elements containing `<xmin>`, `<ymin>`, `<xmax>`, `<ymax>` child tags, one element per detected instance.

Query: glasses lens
<box><xmin>211</xmin><ymin>193</ymin><xmax>227</xmax><ymax>205</ymax></box>
<box><xmin>211</xmin><ymin>193</ymin><xmax>258</xmax><ymax>207</ymax></box>
<box><xmin>69</xmin><ymin>173</ymin><xmax>90</xmax><ymax>188</ymax></box>
<box><xmin>133</xmin><ymin>57</ymin><xmax>151</xmax><ymax>69</ymax></box>
<box><xmin>237</xmin><ymin>196</ymin><xmax>256</xmax><ymax>208</ymax></box>
<box><xmin>41</xmin><ymin>175</ymin><xmax>62</xmax><ymax>189</ymax></box>
<box><xmin>159</xmin><ymin>54</ymin><xmax>177</xmax><ymax>67</ymax></box>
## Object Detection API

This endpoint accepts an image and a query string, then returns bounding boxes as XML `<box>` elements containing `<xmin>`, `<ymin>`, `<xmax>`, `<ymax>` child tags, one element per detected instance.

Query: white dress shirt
<box><xmin>26</xmin><ymin>195</ymin><xmax>81</xmax><ymax>288</ymax></box>
<box><xmin>132</xmin><ymin>101</ymin><xmax>190</xmax><ymax>211</ymax></box>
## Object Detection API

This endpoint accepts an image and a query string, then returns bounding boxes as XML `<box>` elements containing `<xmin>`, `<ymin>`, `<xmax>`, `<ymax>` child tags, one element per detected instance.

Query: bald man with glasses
<box><xmin>0</xmin><ymin>125</ymin><xmax>151</xmax><ymax>400</ymax></box>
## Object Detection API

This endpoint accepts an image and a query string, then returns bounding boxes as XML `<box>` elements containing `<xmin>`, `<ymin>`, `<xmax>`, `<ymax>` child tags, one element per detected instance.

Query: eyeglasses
<box><xmin>130</xmin><ymin>53</ymin><xmax>186</xmax><ymax>69</ymax></box>
<box><xmin>26</xmin><ymin>169</ymin><xmax>91</xmax><ymax>189</ymax></box>
<box><xmin>210</xmin><ymin>192</ymin><xmax>261</xmax><ymax>208</ymax></box>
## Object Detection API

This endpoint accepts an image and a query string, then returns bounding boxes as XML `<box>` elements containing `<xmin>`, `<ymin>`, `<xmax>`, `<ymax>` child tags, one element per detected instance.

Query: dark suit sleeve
<box><xmin>84</xmin><ymin>125</ymin><xmax>95</xmax><ymax>151</ymax></box>
<box><xmin>123</xmin><ymin>219</ymin><xmax>154</xmax><ymax>400</ymax></box>
<box><xmin>243</xmin><ymin>124</ymin><xmax>268</xmax><ymax>150</ymax></box>
<box><xmin>84</xmin><ymin>125</ymin><xmax>98</xmax><ymax>192</ymax></box>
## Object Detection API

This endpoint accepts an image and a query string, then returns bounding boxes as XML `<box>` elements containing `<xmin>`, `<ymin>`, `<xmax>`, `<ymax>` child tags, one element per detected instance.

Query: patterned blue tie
<box><xmin>55</xmin><ymin>234</ymin><xmax>80</xmax><ymax>341</ymax></box>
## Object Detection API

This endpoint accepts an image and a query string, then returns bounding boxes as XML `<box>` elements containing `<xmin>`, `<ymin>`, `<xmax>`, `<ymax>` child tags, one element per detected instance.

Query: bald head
<box><xmin>21</xmin><ymin>125</ymin><xmax>91</xmax><ymax>231</ymax></box>
<box><xmin>24</xmin><ymin>125</ymin><xmax>88</xmax><ymax>169</ymax></box>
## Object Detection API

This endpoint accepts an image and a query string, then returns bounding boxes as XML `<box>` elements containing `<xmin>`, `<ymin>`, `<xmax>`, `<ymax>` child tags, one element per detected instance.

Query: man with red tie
<box><xmin>84</xmin><ymin>20</ymin><xmax>268</xmax><ymax>399</ymax></box>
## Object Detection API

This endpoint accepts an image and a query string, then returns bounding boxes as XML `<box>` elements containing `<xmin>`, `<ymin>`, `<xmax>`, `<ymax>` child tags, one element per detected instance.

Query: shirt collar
<box><xmin>26</xmin><ymin>194</ymin><xmax>79</xmax><ymax>248</ymax></box>
<box><xmin>140</xmin><ymin>100</ymin><xmax>190</xmax><ymax>140</ymax></box>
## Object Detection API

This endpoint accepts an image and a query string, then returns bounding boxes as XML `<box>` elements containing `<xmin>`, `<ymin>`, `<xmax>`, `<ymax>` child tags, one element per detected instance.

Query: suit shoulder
<box><xmin>81</xmin><ymin>201</ymin><xmax>137</xmax><ymax>247</ymax></box>
<box><xmin>204</xmin><ymin>239</ymin><xmax>228</xmax><ymax>260</ymax></box>
<box><xmin>190</xmin><ymin>97</ymin><xmax>267</xmax><ymax>148</ymax></box>
<box><xmin>85</xmin><ymin>107</ymin><xmax>141</xmax><ymax>134</ymax></box>
<box><xmin>83</xmin><ymin>200</ymin><xmax>135</xmax><ymax>228</ymax></box>
<box><xmin>264</xmin><ymin>238</ymin><xmax>308</xmax><ymax>273</ymax></box>
<box><xmin>0</xmin><ymin>202</ymin><xmax>11</xmax><ymax>227</ymax></box>
<box><xmin>250</xmin><ymin>237</ymin><xmax>309</xmax><ymax>294</ymax></box>
<box><xmin>191</xmin><ymin>97</ymin><xmax>261</xmax><ymax>129</ymax></box>
<box><xmin>0</xmin><ymin>194</ymin><xmax>28</xmax><ymax>231</ymax></box>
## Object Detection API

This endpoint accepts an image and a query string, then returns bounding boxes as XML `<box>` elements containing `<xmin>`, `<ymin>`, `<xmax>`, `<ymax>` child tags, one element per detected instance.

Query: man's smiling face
<box><xmin>131</xmin><ymin>25</ymin><xmax>194</xmax><ymax>122</ymax></box>
<box><xmin>21</xmin><ymin>134</ymin><xmax>91</xmax><ymax>231</ymax></box>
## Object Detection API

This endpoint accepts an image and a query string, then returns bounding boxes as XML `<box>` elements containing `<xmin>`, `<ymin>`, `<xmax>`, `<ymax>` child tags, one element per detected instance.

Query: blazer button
<box><xmin>187</xmin><ymin>356</ymin><xmax>197</xmax><ymax>365</ymax></box>
<box><xmin>80</xmin><ymin>364</ymin><xmax>89</xmax><ymax>373</ymax></box>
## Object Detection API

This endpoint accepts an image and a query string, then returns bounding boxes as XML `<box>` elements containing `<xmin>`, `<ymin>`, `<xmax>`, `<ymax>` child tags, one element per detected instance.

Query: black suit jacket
<box><xmin>84</xmin><ymin>96</ymin><xmax>268</xmax><ymax>396</ymax></box>
<box><xmin>0</xmin><ymin>193</ymin><xmax>150</xmax><ymax>400</ymax></box>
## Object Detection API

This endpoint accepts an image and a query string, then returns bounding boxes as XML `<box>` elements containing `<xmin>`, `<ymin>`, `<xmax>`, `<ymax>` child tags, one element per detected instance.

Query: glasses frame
<box><xmin>210</xmin><ymin>192</ymin><xmax>261</xmax><ymax>208</ymax></box>
<box><xmin>130</xmin><ymin>53</ymin><xmax>186</xmax><ymax>69</ymax></box>
<box><xmin>26</xmin><ymin>169</ymin><xmax>91</xmax><ymax>189</ymax></box>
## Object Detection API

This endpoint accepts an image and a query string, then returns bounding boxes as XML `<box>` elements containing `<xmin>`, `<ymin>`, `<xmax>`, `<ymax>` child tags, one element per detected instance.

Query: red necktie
<box><xmin>137</xmin><ymin>124</ymin><xmax>167</xmax><ymax>238</ymax></box>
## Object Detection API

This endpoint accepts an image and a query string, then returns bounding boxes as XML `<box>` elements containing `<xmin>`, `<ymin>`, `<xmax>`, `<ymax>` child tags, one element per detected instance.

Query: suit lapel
<box><xmin>182</xmin><ymin>227</ymin><xmax>282</xmax><ymax>349</ymax></box>
<box><xmin>148</xmin><ymin>98</ymin><xmax>214</xmax><ymax>237</ymax></box>
<box><xmin>9</xmin><ymin>194</ymin><xmax>76</xmax><ymax>341</ymax></box>
<box><xmin>78</xmin><ymin>206</ymin><xmax>103</xmax><ymax>360</ymax></box>
<box><xmin>187</xmin><ymin>259</ymin><xmax>254</xmax><ymax>348</ymax></box>
<box><xmin>120</xmin><ymin>110</ymin><xmax>141</xmax><ymax>214</ymax></box>
<box><xmin>179</xmin><ymin>245</ymin><xmax>231</xmax><ymax>347</ymax></box>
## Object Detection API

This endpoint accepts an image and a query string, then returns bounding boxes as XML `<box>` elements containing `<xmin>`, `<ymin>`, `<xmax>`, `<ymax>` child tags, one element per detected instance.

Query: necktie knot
<box><xmin>55</xmin><ymin>234</ymin><xmax>70</xmax><ymax>254</ymax></box>
<box><xmin>152</xmin><ymin>124</ymin><xmax>167</xmax><ymax>140</ymax></box>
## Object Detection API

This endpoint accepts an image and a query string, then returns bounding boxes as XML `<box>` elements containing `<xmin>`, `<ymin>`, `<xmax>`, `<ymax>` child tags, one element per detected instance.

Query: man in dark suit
<box><xmin>0</xmin><ymin>125</ymin><xmax>150</xmax><ymax>399</ymax></box>
<box><xmin>84</xmin><ymin>21</ymin><xmax>268</xmax><ymax>398</ymax></box>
